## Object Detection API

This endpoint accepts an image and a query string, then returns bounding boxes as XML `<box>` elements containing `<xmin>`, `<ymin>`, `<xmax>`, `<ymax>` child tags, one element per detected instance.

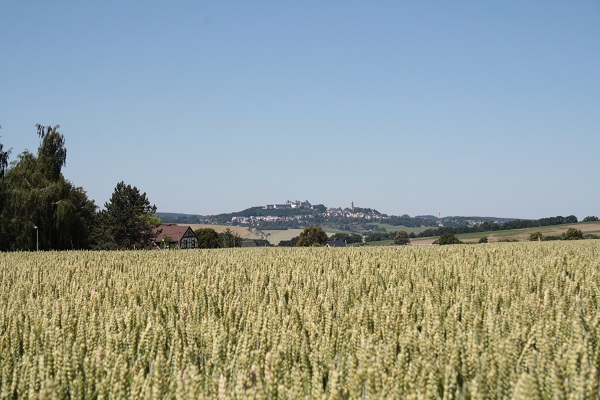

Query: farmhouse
<box><xmin>153</xmin><ymin>224</ymin><xmax>199</xmax><ymax>249</ymax></box>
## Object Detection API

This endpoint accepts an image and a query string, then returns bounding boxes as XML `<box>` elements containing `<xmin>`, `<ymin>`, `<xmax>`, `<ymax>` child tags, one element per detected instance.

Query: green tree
<box><xmin>393</xmin><ymin>230</ymin><xmax>410</xmax><ymax>245</ymax></box>
<box><xmin>219</xmin><ymin>228</ymin><xmax>241</xmax><ymax>248</ymax></box>
<box><xmin>36</xmin><ymin>124</ymin><xmax>67</xmax><ymax>181</ymax></box>
<box><xmin>478</xmin><ymin>236</ymin><xmax>488</xmax><ymax>243</ymax></box>
<box><xmin>583</xmin><ymin>216</ymin><xmax>598</xmax><ymax>222</ymax></box>
<box><xmin>435</xmin><ymin>233</ymin><xmax>461</xmax><ymax>245</ymax></box>
<box><xmin>296</xmin><ymin>226</ymin><xmax>328</xmax><ymax>247</ymax></box>
<box><xmin>94</xmin><ymin>181</ymin><xmax>158</xmax><ymax>249</ymax></box>
<box><xmin>195</xmin><ymin>228</ymin><xmax>222</xmax><ymax>249</ymax></box>
<box><xmin>0</xmin><ymin>126</ymin><xmax>96</xmax><ymax>251</ymax></box>
<box><xmin>529</xmin><ymin>232</ymin><xmax>543</xmax><ymax>241</ymax></box>
<box><xmin>562</xmin><ymin>228</ymin><xmax>583</xmax><ymax>241</ymax></box>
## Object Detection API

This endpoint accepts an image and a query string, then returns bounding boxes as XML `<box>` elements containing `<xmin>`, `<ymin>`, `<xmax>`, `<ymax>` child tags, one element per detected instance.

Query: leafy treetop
<box><xmin>94</xmin><ymin>181</ymin><xmax>159</xmax><ymax>250</ymax></box>
<box><xmin>296</xmin><ymin>226</ymin><xmax>328</xmax><ymax>247</ymax></box>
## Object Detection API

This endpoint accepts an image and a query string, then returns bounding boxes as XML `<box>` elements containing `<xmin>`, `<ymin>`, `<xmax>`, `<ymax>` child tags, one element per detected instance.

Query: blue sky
<box><xmin>1</xmin><ymin>1</ymin><xmax>599</xmax><ymax>219</ymax></box>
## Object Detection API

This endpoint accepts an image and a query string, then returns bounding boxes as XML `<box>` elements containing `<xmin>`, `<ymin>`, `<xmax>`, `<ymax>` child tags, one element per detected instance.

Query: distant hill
<box><xmin>158</xmin><ymin>202</ymin><xmax>565</xmax><ymax>235</ymax></box>
<box><xmin>156</xmin><ymin>212</ymin><xmax>207</xmax><ymax>224</ymax></box>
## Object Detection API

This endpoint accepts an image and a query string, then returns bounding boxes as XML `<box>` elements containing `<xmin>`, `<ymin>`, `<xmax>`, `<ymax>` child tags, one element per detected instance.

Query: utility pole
<box><xmin>34</xmin><ymin>225</ymin><xmax>39</xmax><ymax>251</ymax></box>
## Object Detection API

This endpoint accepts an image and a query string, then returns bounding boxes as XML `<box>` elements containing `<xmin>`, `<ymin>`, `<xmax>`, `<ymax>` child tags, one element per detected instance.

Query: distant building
<box><xmin>153</xmin><ymin>224</ymin><xmax>199</xmax><ymax>249</ymax></box>
<box><xmin>264</xmin><ymin>200</ymin><xmax>312</xmax><ymax>210</ymax></box>
<box><xmin>326</xmin><ymin>240</ymin><xmax>347</xmax><ymax>248</ymax></box>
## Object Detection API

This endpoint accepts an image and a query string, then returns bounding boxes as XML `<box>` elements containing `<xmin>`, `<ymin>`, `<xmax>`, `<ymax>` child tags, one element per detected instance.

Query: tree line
<box><xmin>417</xmin><ymin>215</ymin><xmax>581</xmax><ymax>238</ymax></box>
<box><xmin>276</xmin><ymin>228</ymin><xmax>412</xmax><ymax>247</ymax></box>
<box><xmin>0</xmin><ymin>125</ymin><xmax>159</xmax><ymax>251</ymax></box>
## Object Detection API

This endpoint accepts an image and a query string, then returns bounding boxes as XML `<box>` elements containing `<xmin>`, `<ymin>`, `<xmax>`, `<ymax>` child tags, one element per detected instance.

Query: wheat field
<box><xmin>1</xmin><ymin>242</ymin><xmax>599</xmax><ymax>399</ymax></box>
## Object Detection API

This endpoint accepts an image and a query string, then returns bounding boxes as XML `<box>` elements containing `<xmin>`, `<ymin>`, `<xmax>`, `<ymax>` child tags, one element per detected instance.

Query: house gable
<box><xmin>153</xmin><ymin>224</ymin><xmax>199</xmax><ymax>249</ymax></box>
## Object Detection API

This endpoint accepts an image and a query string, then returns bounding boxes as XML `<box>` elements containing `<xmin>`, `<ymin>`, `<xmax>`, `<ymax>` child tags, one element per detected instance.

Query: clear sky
<box><xmin>1</xmin><ymin>1</ymin><xmax>599</xmax><ymax>219</ymax></box>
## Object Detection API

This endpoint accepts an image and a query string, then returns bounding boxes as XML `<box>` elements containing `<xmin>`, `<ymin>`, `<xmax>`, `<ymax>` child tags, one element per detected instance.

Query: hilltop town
<box><xmin>158</xmin><ymin>200</ymin><xmax>516</xmax><ymax>234</ymax></box>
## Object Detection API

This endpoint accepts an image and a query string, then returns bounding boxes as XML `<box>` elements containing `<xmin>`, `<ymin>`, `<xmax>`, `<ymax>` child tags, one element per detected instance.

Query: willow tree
<box><xmin>0</xmin><ymin>125</ymin><xmax>96</xmax><ymax>251</ymax></box>
<box><xmin>36</xmin><ymin>124</ymin><xmax>67</xmax><ymax>181</ymax></box>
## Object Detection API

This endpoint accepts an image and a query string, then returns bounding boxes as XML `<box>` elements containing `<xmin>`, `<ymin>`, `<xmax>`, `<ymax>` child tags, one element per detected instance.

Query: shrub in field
<box><xmin>529</xmin><ymin>231</ymin><xmax>543</xmax><ymax>241</ymax></box>
<box><xmin>393</xmin><ymin>230</ymin><xmax>410</xmax><ymax>245</ymax></box>
<box><xmin>563</xmin><ymin>228</ymin><xmax>583</xmax><ymax>240</ymax></box>
<box><xmin>434</xmin><ymin>232</ymin><xmax>461</xmax><ymax>245</ymax></box>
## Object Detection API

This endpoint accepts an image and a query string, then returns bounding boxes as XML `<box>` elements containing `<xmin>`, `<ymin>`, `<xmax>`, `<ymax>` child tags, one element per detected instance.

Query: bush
<box><xmin>478</xmin><ymin>236</ymin><xmax>488</xmax><ymax>243</ymax></box>
<box><xmin>529</xmin><ymin>232</ymin><xmax>543</xmax><ymax>241</ymax></box>
<box><xmin>562</xmin><ymin>228</ymin><xmax>583</xmax><ymax>241</ymax></box>
<box><xmin>583</xmin><ymin>216</ymin><xmax>599</xmax><ymax>222</ymax></box>
<box><xmin>434</xmin><ymin>233</ymin><xmax>461</xmax><ymax>245</ymax></box>
<box><xmin>393</xmin><ymin>231</ymin><xmax>410</xmax><ymax>245</ymax></box>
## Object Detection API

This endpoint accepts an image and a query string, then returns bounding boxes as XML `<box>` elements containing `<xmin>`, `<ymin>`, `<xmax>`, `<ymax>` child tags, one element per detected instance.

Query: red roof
<box><xmin>153</xmin><ymin>224</ymin><xmax>192</xmax><ymax>243</ymax></box>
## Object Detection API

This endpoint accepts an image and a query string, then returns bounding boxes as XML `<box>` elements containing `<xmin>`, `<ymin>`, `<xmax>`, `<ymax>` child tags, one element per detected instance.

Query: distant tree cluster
<box><xmin>418</xmin><ymin>215</ymin><xmax>579</xmax><ymax>238</ymax></box>
<box><xmin>364</xmin><ymin>232</ymin><xmax>396</xmax><ymax>242</ymax></box>
<box><xmin>528</xmin><ymin>228</ymin><xmax>590</xmax><ymax>242</ymax></box>
<box><xmin>364</xmin><ymin>231</ymin><xmax>416</xmax><ymax>242</ymax></box>
<box><xmin>329</xmin><ymin>232</ymin><xmax>363</xmax><ymax>244</ymax></box>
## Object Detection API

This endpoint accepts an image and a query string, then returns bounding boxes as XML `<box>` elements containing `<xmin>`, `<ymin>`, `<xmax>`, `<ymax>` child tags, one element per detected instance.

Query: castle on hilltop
<box><xmin>263</xmin><ymin>200</ymin><xmax>312</xmax><ymax>210</ymax></box>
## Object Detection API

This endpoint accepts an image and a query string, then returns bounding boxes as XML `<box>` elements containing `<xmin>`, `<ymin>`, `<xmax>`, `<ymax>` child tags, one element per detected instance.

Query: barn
<box><xmin>153</xmin><ymin>224</ymin><xmax>199</xmax><ymax>249</ymax></box>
